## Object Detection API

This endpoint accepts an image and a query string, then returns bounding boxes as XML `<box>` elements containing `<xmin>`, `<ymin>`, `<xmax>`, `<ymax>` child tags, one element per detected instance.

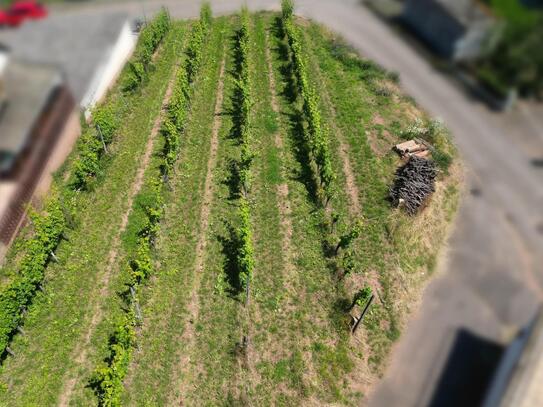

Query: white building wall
<box><xmin>81</xmin><ymin>20</ymin><xmax>137</xmax><ymax>117</ymax></box>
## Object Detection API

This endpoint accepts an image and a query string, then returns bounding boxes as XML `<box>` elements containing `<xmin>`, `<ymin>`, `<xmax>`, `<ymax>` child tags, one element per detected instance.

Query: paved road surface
<box><xmin>50</xmin><ymin>0</ymin><xmax>543</xmax><ymax>405</ymax></box>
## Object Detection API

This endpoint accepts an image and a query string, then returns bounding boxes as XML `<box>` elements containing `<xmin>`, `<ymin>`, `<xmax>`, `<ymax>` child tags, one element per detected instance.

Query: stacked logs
<box><xmin>390</xmin><ymin>156</ymin><xmax>437</xmax><ymax>215</ymax></box>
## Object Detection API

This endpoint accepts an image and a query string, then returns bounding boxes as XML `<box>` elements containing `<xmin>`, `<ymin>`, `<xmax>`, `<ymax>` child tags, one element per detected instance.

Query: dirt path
<box><xmin>168</xmin><ymin>52</ymin><xmax>226</xmax><ymax>406</ymax></box>
<box><xmin>251</xmin><ymin>28</ymin><xmax>326</xmax><ymax>402</ymax></box>
<box><xmin>57</xmin><ymin>65</ymin><xmax>180</xmax><ymax>407</ymax></box>
<box><xmin>265</xmin><ymin>31</ymin><xmax>295</xmax><ymax>279</ymax></box>
<box><xmin>316</xmin><ymin>78</ymin><xmax>361</xmax><ymax>216</ymax></box>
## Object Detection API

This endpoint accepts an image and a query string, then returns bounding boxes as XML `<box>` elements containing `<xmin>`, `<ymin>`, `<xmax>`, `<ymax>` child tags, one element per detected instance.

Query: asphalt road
<box><xmin>51</xmin><ymin>1</ymin><xmax>543</xmax><ymax>405</ymax></box>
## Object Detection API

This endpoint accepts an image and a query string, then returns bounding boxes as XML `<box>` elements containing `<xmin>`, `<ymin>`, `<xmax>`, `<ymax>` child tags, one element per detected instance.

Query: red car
<box><xmin>0</xmin><ymin>1</ymin><xmax>47</xmax><ymax>27</ymax></box>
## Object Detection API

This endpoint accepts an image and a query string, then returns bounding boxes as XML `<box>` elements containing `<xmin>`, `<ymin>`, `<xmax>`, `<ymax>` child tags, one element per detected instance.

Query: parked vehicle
<box><xmin>0</xmin><ymin>1</ymin><xmax>47</xmax><ymax>27</ymax></box>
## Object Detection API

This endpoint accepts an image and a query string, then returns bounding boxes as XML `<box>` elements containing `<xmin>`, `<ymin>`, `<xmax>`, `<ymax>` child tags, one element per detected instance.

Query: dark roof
<box><xmin>0</xmin><ymin>10</ymin><xmax>129</xmax><ymax>103</ymax></box>
<box><xmin>410</xmin><ymin>0</ymin><xmax>494</xmax><ymax>26</ymax></box>
<box><xmin>482</xmin><ymin>308</ymin><xmax>543</xmax><ymax>407</ymax></box>
<box><xmin>0</xmin><ymin>59</ymin><xmax>62</xmax><ymax>172</ymax></box>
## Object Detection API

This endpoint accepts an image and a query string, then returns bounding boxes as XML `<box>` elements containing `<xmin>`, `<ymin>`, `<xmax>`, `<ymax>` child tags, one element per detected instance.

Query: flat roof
<box><xmin>0</xmin><ymin>10</ymin><xmax>130</xmax><ymax>103</ymax></box>
<box><xmin>426</xmin><ymin>0</ymin><xmax>494</xmax><ymax>25</ymax></box>
<box><xmin>0</xmin><ymin>59</ymin><xmax>61</xmax><ymax>170</ymax></box>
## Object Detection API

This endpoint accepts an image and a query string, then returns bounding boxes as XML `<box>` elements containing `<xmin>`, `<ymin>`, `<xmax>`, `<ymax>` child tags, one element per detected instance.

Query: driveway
<box><xmin>49</xmin><ymin>0</ymin><xmax>543</xmax><ymax>405</ymax></box>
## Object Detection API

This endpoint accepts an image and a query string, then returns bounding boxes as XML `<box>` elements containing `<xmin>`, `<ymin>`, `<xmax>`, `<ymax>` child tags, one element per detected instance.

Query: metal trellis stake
<box><xmin>96</xmin><ymin>125</ymin><xmax>108</xmax><ymax>154</ymax></box>
<box><xmin>130</xmin><ymin>286</ymin><xmax>143</xmax><ymax>322</ymax></box>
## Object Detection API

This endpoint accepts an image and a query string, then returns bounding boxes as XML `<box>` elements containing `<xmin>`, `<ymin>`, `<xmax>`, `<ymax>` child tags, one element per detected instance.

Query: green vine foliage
<box><xmin>129</xmin><ymin>238</ymin><xmax>153</xmax><ymax>286</ymax></box>
<box><xmin>140</xmin><ymin>181</ymin><xmax>164</xmax><ymax>242</ymax></box>
<box><xmin>74</xmin><ymin>9</ymin><xmax>173</xmax><ymax>190</ymax></box>
<box><xmin>89</xmin><ymin>182</ymin><xmax>162</xmax><ymax>405</ymax></box>
<box><xmin>185</xmin><ymin>21</ymin><xmax>206</xmax><ymax>84</ymax></box>
<box><xmin>354</xmin><ymin>286</ymin><xmax>372</xmax><ymax>308</ymax></box>
<box><xmin>282</xmin><ymin>9</ymin><xmax>335</xmax><ymax>204</ymax></box>
<box><xmin>335</xmin><ymin>221</ymin><xmax>362</xmax><ymax>255</ymax></box>
<box><xmin>281</xmin><ymin>0</ymin><xmax>294</xmax><ymax>21</ymax></box>
<box><xmin>89</xmin><ymin>313</ymin><xmax>136</xmax><ymax>407</ymax></box>
<box><xmin>0</xmin><ymin>196</ymin><xmax>66</xmax><ymax>357</ymax></box>
<box><xmin>71</xmin><ymin>102</ymin><xmax>121</xmax><ymax>190</ymax></box>
<box><xmin>200</xmin><ymin>2</ymin><xmax>212</xmax><ymax>29</ymax></box>
<box><xmin>233</xmin><ymin>8</ymin><xmax>255</xmax><ymax>299</ymax></box>
<box><xmin>90</xmin><ymin>6</ymin><xmax>213</xmax><ymax>404</ymax></box>
<box><xmin>123</xmin><ymin>9</ymin><xmax>171</xmax><ymax>92</ymax></box>
<box><xmin>236</xmin><ymin>9</ymin><xmax>253</xmax><ymax>195</ymax></box>
<box><xmin>93</xmin><ymin>104</ymin><xmax>119</xmax><ymax>144</ymax></box>
<box><xmin>72</xmin><ymin>130</ymin><xmax>103</xmax><ymax>190</ymax></box>
<box><xmin>161</xmin><ymin>10</ymin><xmax>211</xmax><ymax>177</ymax></box>
<box><xmin>237</xmin><ymin>198</ymin><xmax>255</xmax><ymax>292</ymax></box>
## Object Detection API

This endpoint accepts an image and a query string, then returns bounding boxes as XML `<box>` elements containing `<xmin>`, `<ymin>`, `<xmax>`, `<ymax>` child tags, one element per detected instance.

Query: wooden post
<box><xmin>352</xmin><ymin>295</ymin><xmax>374</xmax><ymax>334</ymax></box>
<box><xmin>130</xmin><ymin>286</ymin><xmax>143</xmax><ymax>322</ymax></box>
<box><xmin>331</xmin><ymin>213</ymin><xmax>339</xmax><ymax>234</ymax></box>
<box><xmin>334</xmin><ymin>242</ymin><xmax>342</xmax><ymax>256</ymax></box>
<box><xmin>5</xmin><ymin>347</ymin><xmax>15</xmax><ymax>357</ymax></box>
<box><xmin>50</xmin><ymin>251</ymin><xmax>59</xmax><ymax>263</ymax></box>
<box><xmin>96</xmin><ymin>125</ymin><xmax>108</xmax><ymax>154</ymax></box>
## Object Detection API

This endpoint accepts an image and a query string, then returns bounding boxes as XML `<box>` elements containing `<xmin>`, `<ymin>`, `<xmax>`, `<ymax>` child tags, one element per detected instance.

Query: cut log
<box><xmin>394</xmin><ymin>139</ymin><xmax>429</xmax><ymax>158</ymax></box>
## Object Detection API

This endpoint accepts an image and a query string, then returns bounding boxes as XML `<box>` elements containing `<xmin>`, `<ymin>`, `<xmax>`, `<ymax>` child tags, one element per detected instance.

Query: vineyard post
<box><xmin>130</xmin><ymin>286</ymin><xmax>143</xmax><ymax>322</ymax></box>
<box><xmin>50</xmin><ymin>251</ymin><xmax>59</xmax><ymax>263</ymax></box>
<box><xmin>5</xmin><ymin>346</ymin><xmax>15</xmax><ymax>357</ymax></box>
<box><xmin>352</xmin><ymin>295</ymin><xmax>374</xmax><ymax>334</ymax></box>
<box><xmin>331</xmin><ymin>212</ymin><xmax>340</xmax><ymax>234</ymax></box>
<box><xmin>96</xmin><ymin>125</ymin><xmax>108</xmax><ymax>154</ymax></box>
<box><xmin>16</xmin><ymin>326</ymin><xmax>25</xmax><ymax>336</ymax></box>
<box><xmin>139</xmin><ymin>0</ymin><xmax>148</xmax><ymax>27</ymax></box>
<box><xmin>59</xmin><ymin>195</ymin><xmax>75</xmax><ymax>230</ymax></box>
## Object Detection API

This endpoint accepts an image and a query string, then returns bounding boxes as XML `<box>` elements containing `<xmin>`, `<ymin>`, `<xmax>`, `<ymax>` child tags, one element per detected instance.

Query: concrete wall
<box><xmin>81</xmin><ymin>20</ymin><xmax>136</xmax><ymax>116</ymax></box>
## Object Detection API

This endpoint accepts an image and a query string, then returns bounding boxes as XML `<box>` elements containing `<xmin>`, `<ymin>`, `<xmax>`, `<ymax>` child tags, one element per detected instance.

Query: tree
<box><xmin>478</xmin><ymin>11</ymin><xmax>543</xmax><ymax>97</ymax></box>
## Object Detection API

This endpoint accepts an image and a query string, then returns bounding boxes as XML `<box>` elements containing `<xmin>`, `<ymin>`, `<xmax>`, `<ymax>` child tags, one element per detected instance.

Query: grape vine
<box><xmin>89</xmin><ymin>6</ymin><xmax>213</xmax><ymax>405</ymax></box>
<box><xmin>0</xmin><ymin>195</ymin><xmax>66</xmax><ymax>358</ymax></box>
<box><xmin>281</xmin><ymin>0</ymin><xmax>335</xmax><ymax>207</ymax></box>
<box><xmin>123</xmin><ymin>9</ymin><xmax>171</xmax><ymax>92</ymax></box>
<box><xmin>233</xmin><ymin>9</ymin><xmax>255</xmax><ymax>301</ymax></box>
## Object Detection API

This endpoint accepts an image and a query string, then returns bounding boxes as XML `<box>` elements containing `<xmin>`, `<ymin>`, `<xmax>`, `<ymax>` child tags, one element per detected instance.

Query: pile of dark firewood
<box><xmin>389</xmin><ymin>156</ymin><xmax>437</xmax><ymax>215</ymax></box>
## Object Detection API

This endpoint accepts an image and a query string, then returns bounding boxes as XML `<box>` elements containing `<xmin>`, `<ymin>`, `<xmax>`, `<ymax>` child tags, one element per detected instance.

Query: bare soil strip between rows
<box><xmin>252</xmin><ymin>28</ymin><xmax>324</xmax><ymax>402</ymax></box>
<box><xmin>319</xmin><ymin>85</ymin><xmax>361</xmax><ymax>216</ymax></box>
<box><xmin>169</xmin><ymin>51</ymin><xmax>226</xmax><ymax>406</ymax></box>
<box><xmin>265</xmin><ymin>30</ymin><xmax>295</xmax><ymax>280</ymax></box>
<box><xmin>57</xmin><ymin>64</ymin><xmax>181</xmax><ymax>407</ymax></box>
<box><xmin>302</xmin><ymin>34</ymin><xmax>361</xmax><ymax>216</ymax></box>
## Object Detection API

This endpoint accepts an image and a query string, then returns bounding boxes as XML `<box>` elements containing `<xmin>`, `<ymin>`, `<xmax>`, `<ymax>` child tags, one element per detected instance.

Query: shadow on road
<box><xmin>427</xmin><ymin>329</ymin><xmax>503</xmax><ymax>407</ymax></box>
